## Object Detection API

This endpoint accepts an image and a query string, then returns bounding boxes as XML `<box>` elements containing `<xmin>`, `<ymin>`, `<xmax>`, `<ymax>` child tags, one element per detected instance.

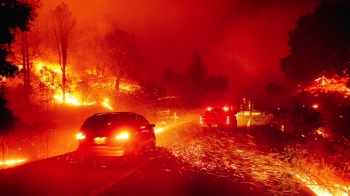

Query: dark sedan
<box><xmin>76</xmin><ymin>112</ymin><xmax>156</xmax><ymax>160</ymax></box>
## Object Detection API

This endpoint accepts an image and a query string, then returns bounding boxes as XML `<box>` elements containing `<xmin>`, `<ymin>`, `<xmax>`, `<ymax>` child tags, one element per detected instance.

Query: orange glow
<box><xmin>94</xmin><ymin>137</ymin><xmax>107</xmax><ymax>144</ymax></box>
<box><xmin>33</xmin><ymin>60</ymin><xmax>141</xmax><ymax>107</ymax></box>
<box><xmin>312</xmin><ymin>104</ymin><xmax>319</xmax><ymax>109</ymax></box>
<box><xmin>305</xmin><ymin>76</ymin><xmax>350</xmax><ymax>97</ymax></box>
<box><xmin>0</xmin><ymin>159</ymin><xmax>27</xmax><ymax>166</ymax></box>
<box><xmin>154</xmin><ymin>127</ymin><xmax>165</xmax><ymax>134</ymax></box>
<box><xmin>116</xmin><ymin>132</ymin><xmax>129</xmax><ymax>140</ymax></box>
<box><xmin>223</xmin><ymin>106</ymin><xmax>229</xmax><ymax>111</ymax></box>
<box><xmin>54</xmin><ymin>92</ymin><xmax>96</xmax><ymax>105</ymax></box>
<box><xmin>295</xmin><ymin>174</ymin><xmax>349</xmax><ymax>196</ymax></box>
<box><xmin>76</xmin><ymin>133</ymin><xmax>86</xmax><ymax>140</ymax></box>
<box><xmin>102</xmin><ymin>99</ymin><xmax>113</xmax><ymax>110</ymax></box>
<box><xmin>207</xmin><ymin>107</ymin><xmax>212</xmax><ymax>111</ymax></box>
<box><xmin>315</xmin><ymin>76</ymin><xmax>330</xmax><ymax>85</ymax></box>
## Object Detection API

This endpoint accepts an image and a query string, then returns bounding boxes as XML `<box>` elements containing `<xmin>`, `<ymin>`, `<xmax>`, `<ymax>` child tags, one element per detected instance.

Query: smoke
<box><xmin>40</xmin><ymin>0</ymin><xmax>320</xmax><ymax>102</ymax></box>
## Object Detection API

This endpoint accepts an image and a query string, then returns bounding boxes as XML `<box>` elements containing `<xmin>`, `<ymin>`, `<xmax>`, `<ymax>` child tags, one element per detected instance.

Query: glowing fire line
<box><xmin>0</xmin><ymin>159</ymin><xmax>27</xmax><ymax>167</ymax></box>
<box><xmin>305</xmin><ymin>75</ymin><xmax>350</xmax><ymax>97</ymax></box>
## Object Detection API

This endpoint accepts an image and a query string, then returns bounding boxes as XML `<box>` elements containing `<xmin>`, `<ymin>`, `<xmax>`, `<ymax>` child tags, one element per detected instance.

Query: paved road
<box><xmin>0</xmin><ymin>114</ymin><xmax>314</xmax><ymax>196</ymax></box>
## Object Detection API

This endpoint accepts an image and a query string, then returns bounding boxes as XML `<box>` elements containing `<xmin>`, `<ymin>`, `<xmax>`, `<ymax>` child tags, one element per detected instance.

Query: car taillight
<box><xmin>207</xmin><ymin>107</ymin><xmax>212</xmax><ymax>111</ymax></box>
<box><xmin>76</xmin><ymin>132</ymin><xmax>86</xmax><ymax>140</ymax></box>
<box><xmin>115</xmin><ymin>132</ymin><xmax>129</xmax><ymax>140</ymax></box>
<box><xmin>223</xmin><ymin>106</ymin><xmax>229</xmax><ymax>111</ymax></box>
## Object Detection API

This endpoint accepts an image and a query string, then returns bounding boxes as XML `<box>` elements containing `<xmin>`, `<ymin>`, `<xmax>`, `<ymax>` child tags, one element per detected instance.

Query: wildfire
<box><xmin>296</xmin><ymin>174</ymin><xmax>349</xmax><ymax>196</ymax></box>
<box><xmin>0</xmin><ymin>159</ymin><xmax>27</xmax><ymax>167</ymax></box>
<box><xmin>304</xmin><ymin>76</ymin><xmax>350</xmax><ymax>97</ymax></box>
<box><xmin>33</xmin><ymin>60</ymin><xmax>139</xmax><ymax>109</ymax></box>
<box><xmin>160</xmin><ymin>124</ymin><xmax>350</xmax><ymax>196</ymax></box>
<box><xmin>102</xmin><ymin>98</ymin><xmax>113</xmax><ymax>110</ymax></box>
<box><xmin>53</xmin><ymin>92</ymin><xmax>96</xmax><ymax>106</ymax></box>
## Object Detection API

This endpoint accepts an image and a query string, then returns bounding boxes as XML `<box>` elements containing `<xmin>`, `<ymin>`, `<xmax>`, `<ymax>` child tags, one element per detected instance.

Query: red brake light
<box><xmin>223</xmin><ymin>106</ymin><xmax>229</xmax><ymax>111</ymax></box>
<box><xmin>115</xmin><ymin>132</ymin><xmax>129</xmax><ymax>140</ymax></box>
<box><xmin>207</xmin><ymin>107</ymin><xmax>212</xmax><ymax>111</ymax></box>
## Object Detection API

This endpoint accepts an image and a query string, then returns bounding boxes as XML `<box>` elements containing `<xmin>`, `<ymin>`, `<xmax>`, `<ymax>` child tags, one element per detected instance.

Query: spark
<box><xmin>163</xmin><ymin>124</ymin><xmax>350</xmax><ymax>196</ymax></box>
<box><xmin>305</xmin><ymin>76</ymin><xmax>350</xmax><ymax>97</ymax></box>
<box><xmin>101</xmin><ymin>98</ymin><xmax>113</xmax><ymax>110</ymax></box>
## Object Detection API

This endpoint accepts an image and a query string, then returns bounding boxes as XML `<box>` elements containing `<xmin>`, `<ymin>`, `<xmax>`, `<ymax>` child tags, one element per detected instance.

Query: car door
<box><xmin>136</xmin><ymin>115</ymin><xmax>155</xmax><ymax>148</ymax></box>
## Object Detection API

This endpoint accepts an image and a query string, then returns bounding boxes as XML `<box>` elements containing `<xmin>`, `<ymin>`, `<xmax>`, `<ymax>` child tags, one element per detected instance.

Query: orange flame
<box><xmin>0</xmin><ymin>159</ymin><xmax>27</xmax><ymax>167</ymax></box>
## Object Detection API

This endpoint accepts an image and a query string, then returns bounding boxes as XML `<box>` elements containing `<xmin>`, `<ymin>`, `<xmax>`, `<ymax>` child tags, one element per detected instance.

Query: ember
<box><xmin>304</xmin><ymin>76</ymin><xmax>350</xmax><ymax>97</ymax></box>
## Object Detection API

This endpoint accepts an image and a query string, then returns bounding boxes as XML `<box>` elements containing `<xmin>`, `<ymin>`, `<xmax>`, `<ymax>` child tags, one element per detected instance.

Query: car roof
<box><xmin>91</xmin><ymin>112</ymin><xmax>138</xmax><ymax>117</ymax></box>
<box><xmin>81</xmin><ymin>112</ymin><xmax>145</xmax><ymax>133</ymax></box>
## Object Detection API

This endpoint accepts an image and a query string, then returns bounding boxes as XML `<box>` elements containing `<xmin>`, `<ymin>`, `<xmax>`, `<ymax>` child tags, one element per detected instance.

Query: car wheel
<box><xmin>232</xmin><ymin>122</ymin><xmax>238</xmax><ymax>132</ymax></box>
<box><xmin>151</xmin><ymin>139</ymin><xmax>156</xmax><ymax>150</ymax></box>
<box><xmin>146</xmin><ymin>138</ymin><xmax>157</xmax><ymax>152</ymax></box>
<box><xmin>127</xmin><ymin>144</ymin><xmax>139</xmax><ymax>162</ymax></box>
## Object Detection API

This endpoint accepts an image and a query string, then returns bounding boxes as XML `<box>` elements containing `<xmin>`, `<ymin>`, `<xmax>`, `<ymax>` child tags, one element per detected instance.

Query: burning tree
<box><xmin>45</xmin><ymin>2</ymin><xmax>76</xmax><ymax>104</ymax></box>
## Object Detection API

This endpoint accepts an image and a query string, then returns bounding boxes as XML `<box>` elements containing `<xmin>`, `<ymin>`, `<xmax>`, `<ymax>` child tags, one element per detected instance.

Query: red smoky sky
<box><xmin>40</xmin><ymin>0</ymin><xmax>320</xmax><ymax>102</ymax></box>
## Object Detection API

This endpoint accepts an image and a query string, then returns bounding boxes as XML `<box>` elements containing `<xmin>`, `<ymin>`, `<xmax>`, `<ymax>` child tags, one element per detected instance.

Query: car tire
<box><xmin>151</xmin><ymin>139</ymin><xmax>156</xmax><ymax>150</ymax></box>
<box><xmin>127</xmin><ymin>144</ymin><xmax>139</xmax><ymax>162</ymax></box>
<box><xmin>232</xmin><ymin>122</ymin><xmax>237</xmax><ymax>132</ymax></box>
<box><xmin>147</xmin><ymin>139</ymin><xmax>157</xmax><ymax>152</ymax></box>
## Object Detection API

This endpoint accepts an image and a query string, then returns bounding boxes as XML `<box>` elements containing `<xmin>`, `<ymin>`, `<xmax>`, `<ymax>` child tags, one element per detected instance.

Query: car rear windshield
<box><xmin>81</xmin><ymin>114</ymin><xmax>136</xmax><ymax>133</ymax></box>
<box><xmin>207</xmin><ymin>108</ymin><xmax>225</xmax><ymax>115</ymax></box>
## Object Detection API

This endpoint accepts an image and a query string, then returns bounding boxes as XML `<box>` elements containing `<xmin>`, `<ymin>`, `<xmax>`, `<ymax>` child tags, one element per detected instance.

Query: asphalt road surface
<box><xmin>0</xmin><ymin>114</ymin><xmax>314</xmax><ymax>196</ymax></box>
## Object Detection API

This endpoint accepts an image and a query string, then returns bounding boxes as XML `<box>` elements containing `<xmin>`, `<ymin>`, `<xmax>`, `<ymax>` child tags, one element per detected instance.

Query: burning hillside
<box><xmin>3</xmin><ymin>60</ymin><xmax>142</xmax><ymax>114</ymax></box>
<box><xmin>34</xmin><ymin>61</ymin><xmax>141</xmax><ymax>107</ymax></box>
<box><xmin>304</xmin><ymin>76</ymin><xmax>350</xmax><ymax>97</ymax></box>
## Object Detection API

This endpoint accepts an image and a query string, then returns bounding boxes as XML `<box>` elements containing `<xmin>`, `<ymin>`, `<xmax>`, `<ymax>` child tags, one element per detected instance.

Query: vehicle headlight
<box><xmin>76</xmin><ymin>132</ymin><xmax>86</xmax><ymax>140</ymax></box>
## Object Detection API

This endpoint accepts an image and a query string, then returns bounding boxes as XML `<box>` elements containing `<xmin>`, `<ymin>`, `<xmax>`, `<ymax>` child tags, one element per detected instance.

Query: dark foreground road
<box><xmin>0</xmin><ymin>148</ymin><xmax>264</xmax><ymax>196</ymax></box>
<box><xmin>0</xmin><ymin>116</ymin><xmax>314</xmax><ymax>196</ymax></box>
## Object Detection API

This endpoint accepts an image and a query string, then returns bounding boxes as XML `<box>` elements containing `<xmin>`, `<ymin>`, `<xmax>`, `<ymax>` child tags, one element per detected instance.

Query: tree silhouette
<box><xmin>0</xmin><ymin>0</ymin><xmax>35</xmax><ymax>79</ymax></box>
<box><xmin>280</xmin><ymin>2</ymin><xmax>350</xmax><ymax>83</ymax></box>
<box><xmin>204</xmin><ymin>75</ymin><xmax>229</xmax><ymax>97</ymax></box>
<box><xmin>0</xmin><ymin>0</ymin><xmax>34</xmax><ymax>135</ymax></box>
<box><xmin>46</xmin><ymin>2</ymin><xmax>76</xmax><ymax>104</ymax></box>
<box><xmin>266</xmin><ymin>82</ymin><xmax>284</xmax><ymax>107</ymax></box>
<box><xmin>161</xmin><ymin>67</ymin><xmax>175</xmax><ymax>87</ymax></box>
<box><xmin>187</xmin><ymin>50</ymin><xmax>207</xmax><ymax>84</ymax></box>
<box><xmin>104</xmin><ymin>27</ymin><xmax>135</xmax><ymax>92</ymax></box>
<box><xmin>289</xmin><ymin>102</ymin><xmax>324</xmax><ymax>138</ymax></box>
<box><xmin>0</xmin><ymin>87</ymin><xmax>19</xmax><ymax>136</ymax></box>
